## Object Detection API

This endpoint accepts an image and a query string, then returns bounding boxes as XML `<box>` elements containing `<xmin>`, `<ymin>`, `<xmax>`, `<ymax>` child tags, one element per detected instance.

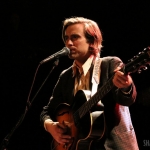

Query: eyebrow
<box><xmin>65</xmin><ymin>33</ymin><xmax>81</xmax><ymax>37</ymax></box>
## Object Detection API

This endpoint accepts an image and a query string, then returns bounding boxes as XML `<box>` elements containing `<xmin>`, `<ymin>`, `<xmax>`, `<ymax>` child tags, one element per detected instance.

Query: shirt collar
<box><xmin>72</xmin><ymin>55</ymin><xmax>94</xmax><ymax>77</ymax></box>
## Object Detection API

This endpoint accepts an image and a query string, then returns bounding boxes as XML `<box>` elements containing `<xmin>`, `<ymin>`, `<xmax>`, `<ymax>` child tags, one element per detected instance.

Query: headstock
<box><xmin>125</xmin><ymin>47</ymin><xmax>150</xmax><ymax>74</ymax></box>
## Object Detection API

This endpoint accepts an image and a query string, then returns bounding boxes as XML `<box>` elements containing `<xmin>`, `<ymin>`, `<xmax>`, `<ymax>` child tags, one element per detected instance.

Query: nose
<box><xmin>65</xmin><ymin>39</ymin><xmax>73</xmax><ymax>46</ymax></box>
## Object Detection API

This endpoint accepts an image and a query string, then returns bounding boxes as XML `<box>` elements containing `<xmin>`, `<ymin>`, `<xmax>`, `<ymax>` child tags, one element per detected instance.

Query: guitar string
<box><xmin>73</xmin><ymin>75</ymin><xmax>114</xmax><ymax>121</ymax></box>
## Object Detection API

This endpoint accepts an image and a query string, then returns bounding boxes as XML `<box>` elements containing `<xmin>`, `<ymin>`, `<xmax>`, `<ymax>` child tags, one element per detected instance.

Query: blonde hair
<box><xmin>62</xmin><ymin>17</ymin><xmax>103</xmax><ymax>55</ymax></box>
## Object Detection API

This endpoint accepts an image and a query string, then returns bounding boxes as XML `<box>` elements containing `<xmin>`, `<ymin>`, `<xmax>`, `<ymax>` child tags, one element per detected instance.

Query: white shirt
<box><xmin>72</xmin><ymin>55</ymin><xmax>94</xmax><ymax>95</ymax></box>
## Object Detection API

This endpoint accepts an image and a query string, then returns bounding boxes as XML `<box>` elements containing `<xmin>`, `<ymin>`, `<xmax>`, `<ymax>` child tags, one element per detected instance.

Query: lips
<box><xmin>70</xmin><ymin>48</ymin><xmax>76</xmax><ymax>54</ymax></box>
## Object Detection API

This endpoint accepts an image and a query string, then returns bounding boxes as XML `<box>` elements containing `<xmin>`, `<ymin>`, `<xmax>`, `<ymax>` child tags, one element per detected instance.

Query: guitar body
<box><xmin>52</xmin><ymin>90</ymin><xmax>105</xmax><ymax>150</ymax></box>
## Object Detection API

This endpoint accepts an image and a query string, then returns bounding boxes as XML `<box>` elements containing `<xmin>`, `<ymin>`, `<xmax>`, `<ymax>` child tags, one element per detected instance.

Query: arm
<box><xmin>111</xmin><ymin>57</ymin><xmax>137</xmax><ymax>106</ymax></box>
<box><xmin>40</xmin><ymin>69</ymin><xmax>72</xmax><ymax>145</ymax></box>
<box><xmin>101</xmin><ymin>56</ymin><xmax>137</xmax><ymax>106</ymax></box>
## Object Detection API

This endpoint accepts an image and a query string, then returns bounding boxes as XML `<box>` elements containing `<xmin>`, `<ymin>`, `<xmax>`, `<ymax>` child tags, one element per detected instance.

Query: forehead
<box><xmin>65</xmin><ymin>23</ymin><xmax>85</xmax><ymax>36</ymax></box>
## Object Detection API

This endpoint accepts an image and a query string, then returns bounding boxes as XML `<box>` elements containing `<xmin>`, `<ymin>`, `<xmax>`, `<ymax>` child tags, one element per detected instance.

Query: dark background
<box><xmin>0</xmin><ymin>1</ymin><xmax>150</xmax><ymax>150</ymax></box>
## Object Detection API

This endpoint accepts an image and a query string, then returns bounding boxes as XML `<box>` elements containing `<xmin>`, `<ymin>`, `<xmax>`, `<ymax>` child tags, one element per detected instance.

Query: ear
<box><xmin>89</xmin><ymin>44</ymin><xmax>94</xmax><ymax>50</ymax></box>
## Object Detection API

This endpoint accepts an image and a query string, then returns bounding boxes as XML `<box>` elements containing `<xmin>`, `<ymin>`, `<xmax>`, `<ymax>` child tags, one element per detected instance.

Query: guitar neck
<box><xmin>74</xmin><ymin>47</ymin><xmax>150</xmax><ymax>122</ymax></box>
<box><xmin>79</xmin><ymin>76</ymin><xmax>114</xmax><ymax>118</ymax></box>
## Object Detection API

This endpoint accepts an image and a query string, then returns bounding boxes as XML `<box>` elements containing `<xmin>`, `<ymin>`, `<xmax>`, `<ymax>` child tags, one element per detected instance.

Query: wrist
<box><xmin>44</xmin><ymin>119</ymin><xmax>53</xmax><ymax>131</ymax></box>
<box><xmin>121</xmin><ymin>85</ymin><xmax>132</xmax><ymax>95</ymax></box>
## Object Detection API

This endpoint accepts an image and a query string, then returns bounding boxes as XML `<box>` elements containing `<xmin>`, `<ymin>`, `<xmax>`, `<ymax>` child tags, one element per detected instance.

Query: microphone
<box><xmin>40</xmin><ymin>47</ymin><xmax>70</xmax><ymax>64</ymax></box>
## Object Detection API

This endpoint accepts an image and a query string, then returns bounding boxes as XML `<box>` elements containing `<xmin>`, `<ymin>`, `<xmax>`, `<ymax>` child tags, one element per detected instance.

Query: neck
<box><xmin>75</xmin><ymin>60</ymin><xmax>83</xmax><ymax>68</ymax></box>
<box><xmin>75</xmin><ymin>55</ymin><xmax>91</xmax><ymax>67</ymax></box>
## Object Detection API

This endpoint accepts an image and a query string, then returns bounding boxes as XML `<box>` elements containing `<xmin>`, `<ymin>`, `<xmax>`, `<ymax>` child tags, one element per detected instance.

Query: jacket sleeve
<box><xmin>40</xmin><ymin>67</ymin><xmax>74</xmax><ymax>127</ymax></box>
<box><xmin>113</xmin><ymin>82</ymin><xmax>137</xmax><ymax>106</ymax></box>
<box><xmin>101</xmin><ymin>56</ymin><xmax>137</xmax><ymax>106</ymax></box>
<box><xmin>40</xmin><ymin>70</ymin><xmax>67</xmax><ymax>126</ymax></box>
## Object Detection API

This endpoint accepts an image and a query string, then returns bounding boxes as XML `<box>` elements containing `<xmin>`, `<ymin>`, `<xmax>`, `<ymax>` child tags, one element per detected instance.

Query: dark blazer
<box><xmin>40</xmin><ymin>56</ymin><xmax>139</xmax><ymax>150</ymax></box>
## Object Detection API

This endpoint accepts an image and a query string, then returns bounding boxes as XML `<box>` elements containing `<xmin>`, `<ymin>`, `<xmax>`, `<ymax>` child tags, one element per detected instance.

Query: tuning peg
<box><xmin>138</xmin><ymin>52</ymin><xmax>141</xmax><ymax>55</ymax></box>
<box><xmin>143</xmin><ymin>66</ymin><xmax>147</xmax><ymax>70</ymax></box>
<box><xmin>127</xmin><ymin>59</ymin><xmax>132</xmax><ymax>62</ymax></box>
<box><xmin>138</xmin><ymin>69</ymin><xmax>142</xmax><ymax>74</ymax></box>
<box><xmin>134</xmin><ymin>55</ymin><xmax>139</xmax><ymax>59</ymax></box>
<box><xmin>143</xmin><ymin>47</ymin><xmax>147</xmax><ymax>51</ymax></box>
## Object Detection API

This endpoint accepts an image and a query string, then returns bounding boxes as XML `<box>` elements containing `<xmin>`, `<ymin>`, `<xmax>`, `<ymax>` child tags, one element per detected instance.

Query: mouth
<box><xmin>70</xmin><ymin>48</ymin><xmax>76</xmax><ymax>54</ymax></box>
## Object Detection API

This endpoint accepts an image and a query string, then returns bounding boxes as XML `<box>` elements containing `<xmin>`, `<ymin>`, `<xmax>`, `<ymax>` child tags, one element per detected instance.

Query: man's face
<box><xmin>64</xmin><ymin>23</ymin><xmax>91</xmax><ymax>64</ymax></box>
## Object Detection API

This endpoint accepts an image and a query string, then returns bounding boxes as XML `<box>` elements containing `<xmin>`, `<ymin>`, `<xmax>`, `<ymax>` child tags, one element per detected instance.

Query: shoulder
<box><xmin>100</xmin><ymin>56</ymin><xmax>123</xmax><ymax>76</ymax></box>
<box><xmin>59</xmin><ymin>66</ymin><xmax>73</xmax><ymax>78</ymax></box>
<box><xmin>101</xmin><ymin>56</ymin><xmax>122</xmax><ymax>63</ymax></box>
<box><xmin>101</xmin><ymin>56</ymin><xmax>123</xmax><ymax>67</ymax></box>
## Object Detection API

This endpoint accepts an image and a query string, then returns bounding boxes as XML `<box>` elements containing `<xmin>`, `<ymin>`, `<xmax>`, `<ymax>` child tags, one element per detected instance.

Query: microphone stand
<box><xmin>0</xmin><ymin>58</ymin><xmax>59</xmax><ymax>150</ymax></box>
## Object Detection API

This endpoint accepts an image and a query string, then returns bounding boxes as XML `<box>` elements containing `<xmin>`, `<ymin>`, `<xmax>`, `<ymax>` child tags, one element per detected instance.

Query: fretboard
<box><xmin>79</xmin><ymin>76</ymin><xmax>114</xmax><ymax>118</ymax></box>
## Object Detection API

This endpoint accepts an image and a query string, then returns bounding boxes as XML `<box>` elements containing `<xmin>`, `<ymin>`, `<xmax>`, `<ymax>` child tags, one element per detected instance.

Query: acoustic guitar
<box><xmin>52</xmin><ymin>47</ymin><xmax>150</xmax><ymax>150</ymax></box>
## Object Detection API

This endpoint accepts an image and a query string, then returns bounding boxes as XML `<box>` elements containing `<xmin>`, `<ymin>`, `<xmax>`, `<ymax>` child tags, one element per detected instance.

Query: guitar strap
<box><xmin>91</xmin><ymin>56</ymin><xmax>102</xmax><ymax>97</ymax></box>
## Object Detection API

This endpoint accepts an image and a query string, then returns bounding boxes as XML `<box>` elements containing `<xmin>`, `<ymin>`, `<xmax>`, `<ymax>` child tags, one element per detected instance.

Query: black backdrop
<box><xmin>1</xmin><ymin>1</ymin><xmax>150</xmax><ymax>150</ymax></box>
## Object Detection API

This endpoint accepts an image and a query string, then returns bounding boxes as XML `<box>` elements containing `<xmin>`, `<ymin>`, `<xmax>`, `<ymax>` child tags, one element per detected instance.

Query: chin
<box><xmin>68</xmin><ymin>54</ymin><xmax>76</xmax><ymax>60</ymax></box>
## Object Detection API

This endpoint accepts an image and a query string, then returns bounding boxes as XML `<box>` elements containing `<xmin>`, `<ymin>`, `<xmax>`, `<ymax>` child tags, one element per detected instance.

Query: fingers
<box><xmin>57</xmin><ymin>122</ymin><xmax>70</xmax><ymax>134</ymax></box>
<box><xmin>113</xmin><ymin>70</ymin><xmax>132</xmax><ymax>88</ymax></box>
<box><xmin>57</xmin><ymin>134</ymin><xmax>72</xmax><ymax>144</ymax></box>
<box><xmin>114</xmin><ymin>66</ymin><xmax>122</xmax><ymax>72</ymax></box>
<box><xmin>54</xmin><ymin>122</ymin><xmax>72</xmax><ymax>144</ymax></box>
<box><xmin>58</xmin><ymin>121</ymin><xmax>68</xmax><ymax>129</ymax></box>
<box><xmin>46</xmin><ymin>121</ymin><xmax>72</xmax><ymax>145</ymax></box>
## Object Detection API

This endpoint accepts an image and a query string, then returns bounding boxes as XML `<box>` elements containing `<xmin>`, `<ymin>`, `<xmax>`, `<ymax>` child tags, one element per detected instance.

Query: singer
<box><xmin>40</xmin><ymin>17</ymin><xmax>139</xmax><ymax>150</ymax></box>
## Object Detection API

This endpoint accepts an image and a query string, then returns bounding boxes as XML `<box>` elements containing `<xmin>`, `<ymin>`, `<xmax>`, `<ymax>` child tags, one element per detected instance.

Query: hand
<box><xmin>44</xmin><ymin>120</ymin><xmax>72</xmax><ymax>145</ymax></box>
<box><xmin>112</xmin><ymin>66</ymin><xmax>133</xmax><ymax>89</ymax></box>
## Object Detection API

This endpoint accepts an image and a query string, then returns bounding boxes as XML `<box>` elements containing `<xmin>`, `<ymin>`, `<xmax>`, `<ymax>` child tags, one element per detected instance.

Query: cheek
<box><xmin>73</xmin><ymin>41</ymin><xmax>78</xmax><ymax>45</ymax></box>
<box><xmin>78</xmin><ymin>40</ymin><xmax>89</xmax><ymax>47</ymax></box>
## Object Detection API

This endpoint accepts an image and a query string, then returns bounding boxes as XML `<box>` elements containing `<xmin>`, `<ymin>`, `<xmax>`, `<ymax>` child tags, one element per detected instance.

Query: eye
<box><xmin>64</xmin><ymin>36</ymin><xmax>68</xmax><ymax>42</ymax></box>
<box><xmin>71</xmin><ymin>34</ymin><xmax>80</xmax><ymax>41</ymax></box>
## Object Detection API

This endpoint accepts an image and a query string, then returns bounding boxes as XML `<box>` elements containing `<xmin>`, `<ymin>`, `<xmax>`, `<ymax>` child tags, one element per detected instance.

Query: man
<box><xmin>40</xmin><ymin>17</ymin><xmax>139</xmax><ymax>150</ymax></box>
